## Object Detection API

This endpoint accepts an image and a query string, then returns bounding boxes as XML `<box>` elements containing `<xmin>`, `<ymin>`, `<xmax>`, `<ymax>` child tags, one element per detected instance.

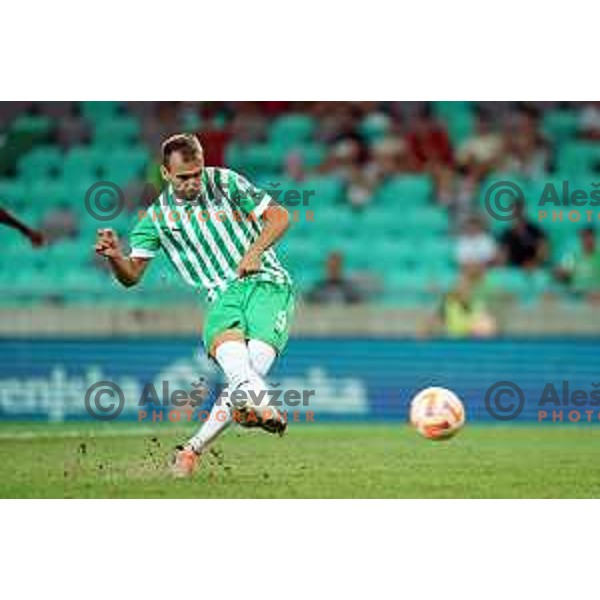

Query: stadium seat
<box><xmin>543</xmin><ymin>110</ymin><xmax>580</xmax><ymax>142</ymax></box>
<box><xmin>0</xmin><ymin>179</ymin><xmax>29</xmax><ymax>208</ymax></box>
<box><xmin>81</xmin><ymin>101</ymin><xmax>122</xmax><ymax>121</ymax></box>
<box><xmin>18</xmin><ymin>147</ymin><xmax>64</xmax><ymax>179</ymax></box>
<box><xmin>10</xmin><ymin>115</ymin><xmax>53</xmax><ymax>136</ymax></box>
<box><xmin>62</xmin><ymin>147</ymin><xmax>104</xmax><ymax>181</ymax></box>
<box><xmin>359</xmin><ymin>113</ymin><xmax>391</xmax><ymax>142</ymax></box>
<box><xmin>93</xmin><ymin>117</ymin><xmax>141</xmax><ymax>148</ymax></box>
<box><xmin>558</xmin><ymin>142</ymin><xmax>600</xmax><ymax>174</ymax></box>
<box><xmin>375</xmin><ymin>175</ymin><xmax>433</xmax><ymax>206</ymax></box>
<box><xmin>269</xmin><ymin>114</ymin><xmax>315</xmax><ymax>146</ymax></box>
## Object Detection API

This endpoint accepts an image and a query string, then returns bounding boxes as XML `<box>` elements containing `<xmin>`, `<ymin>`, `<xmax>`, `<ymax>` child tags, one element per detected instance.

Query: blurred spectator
<box><xmin>578</xmin><ymin>102</ymin><xmax>600</xmax><ymax>140</ymax></box>
<box><xmin>499</xmin><ymin>107</ymin><xmax>550</xmax><ymax>177</ymax></box>
<box><xmin>313</xmin><ymin>102</ymin><xmax>362</xmax><ymax>145</ymax></box>
<box><xmin>423</xmin><ymin>272</ymin><xmax>497</xmax><ymax>338</ymax></box>
<box><xmin>230</xmin><ymin>102</ymin><xmax>268</xmax><ymax>144</ymax></box>
<box><xmin>555</xmin><ymin>227</ymin><xmax>600</xmax><ymax>300</ymax></box>
<box><xmin>455</xmin><ymin>113</ymin><xmax>503</xmax><ymax>172</ymax></box>
<box><xmin>324</xmin><ymin>139</ymin><xmax>374</xmax><ymax>209</ymax></box>
<box><xmin>432</xmin><ymin>164</ymin><xmax>480</xmax><ymax>227</ymax></box>
<box><xmin>367</xmin><ymin>137</ymin><xmax>413</xmax><ymax>180</ymax></box>
<box><xmin>406</xmin><ymin>106</ymin><xmax>452</xmax><ymax>170</ymax></box>
<box><xmin>285</xmin><ymin>151</ymin><xmax>306</xmax><ymax>182</ymax></box>
<box><xmin>498</xmin><ymin>200</ymin><xmax>547</xmax><ymax>268</ymax></box>
<box><xmin>456</xmin><ymin>215</ymin><xmax>498</xmax><ymax>268</ymax></box>
<box><xmin>306</xmin><ymin>252</ymin><xmax>363</xmax><ymax>304</ymax></box>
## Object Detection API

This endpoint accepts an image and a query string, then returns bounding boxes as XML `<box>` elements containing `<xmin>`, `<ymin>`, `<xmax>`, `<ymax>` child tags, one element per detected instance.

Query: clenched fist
<box><xmin>237</xmin><ymin>251</ymin><xmax>262</xmax><ymax>277</ymax></box>
<box><xmin>95</xmin><ymin>228</ymin><xmax>123</xmax><ymax>259</ymax></box>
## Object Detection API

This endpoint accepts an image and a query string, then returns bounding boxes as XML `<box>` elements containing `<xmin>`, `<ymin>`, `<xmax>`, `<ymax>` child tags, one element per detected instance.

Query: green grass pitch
<box><xmin>1</xmin><ymin>422</ymin><xmax>600</xmax><ymax>498</ymax></box>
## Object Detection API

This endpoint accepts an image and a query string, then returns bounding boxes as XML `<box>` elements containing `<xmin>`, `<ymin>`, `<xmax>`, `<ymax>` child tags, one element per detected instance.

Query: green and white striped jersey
<box><xmin>129</xmin><ymin>167</ymin><xmax>292</xmax><ymax>301</ymax></box>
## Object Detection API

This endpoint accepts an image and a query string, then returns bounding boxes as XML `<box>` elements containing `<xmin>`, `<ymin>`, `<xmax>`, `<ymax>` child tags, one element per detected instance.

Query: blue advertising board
<box><xmin>0</xmin><ymin>337</ymin><xmax>598</xmax><ymax>423</ymax></box>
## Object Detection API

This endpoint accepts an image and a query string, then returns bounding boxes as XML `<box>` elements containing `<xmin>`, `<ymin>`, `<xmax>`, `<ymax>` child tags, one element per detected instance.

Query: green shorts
<box><xmin>203</xmin><ymin>278</ymin><xmax>295</xmax><ymax>355</ymax></box>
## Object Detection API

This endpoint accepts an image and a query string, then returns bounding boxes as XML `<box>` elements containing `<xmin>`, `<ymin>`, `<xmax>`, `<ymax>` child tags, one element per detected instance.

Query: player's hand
<box><xmin>95</xmin><ymin>228</ymin><xmax>123</xmax><ymax>259</ymax></box>
<box><xmin>27</xmin><ymin>229</ymin><xmax>45</xmax><ymax>248</ymax></box>
<box><xmin>237</xmin><ymin>251</ymin><xmax>261</xmax><ymax>277</ymax></box>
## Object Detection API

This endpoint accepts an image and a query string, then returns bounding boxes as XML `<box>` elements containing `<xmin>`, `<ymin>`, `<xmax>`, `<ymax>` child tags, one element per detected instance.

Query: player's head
<box><xmin>161</xmin><ymin>133</ymin><xmax>204</xmax><ymax>201</ymax></box>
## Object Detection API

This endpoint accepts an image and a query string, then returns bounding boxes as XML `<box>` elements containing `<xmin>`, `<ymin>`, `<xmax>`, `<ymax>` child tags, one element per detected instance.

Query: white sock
<box><xmin>187</xmin><ymin>393</ymin><xmax>231</xmax><ymax>454</ymax></box>
<box><xmin>187</xmin><ymin>341</ymin><xmax>270</xmax><ymax>453</ymax></box>
<box><xmin>248</xmin><ymin>339</ymin><xmax>276</xmax><ymax>377</ymax></box>
<box><xmin>215</xmin><ymin>340</ymin><xmax>262</xmax><ymax>390</ymax></box>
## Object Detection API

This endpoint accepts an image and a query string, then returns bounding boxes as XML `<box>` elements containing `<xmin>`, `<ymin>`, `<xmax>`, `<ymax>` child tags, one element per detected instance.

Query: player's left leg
<box><xmin>243</xmin><ymin>280</ymin><xmax>295</xmax><ymax>432</ymax></box>
<box><xmin>247</xmin><ymin>338</ymin><xmax>277</xmax><ymax>376</ymax></box>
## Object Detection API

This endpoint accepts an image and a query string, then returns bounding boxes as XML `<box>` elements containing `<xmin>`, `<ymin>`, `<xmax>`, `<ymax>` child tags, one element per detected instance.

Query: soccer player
<box><xmin>95</xmin><ymin>133</ymin><xmax>295</xmax><ymax>476</ymax></box>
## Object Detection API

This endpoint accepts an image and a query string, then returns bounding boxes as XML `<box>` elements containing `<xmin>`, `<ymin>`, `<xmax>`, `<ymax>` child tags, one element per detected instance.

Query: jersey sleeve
<box><xmin>129</xmin><ymin>210</ymin><xmax>161</xmax><ymax>258</ymax></box>
<box><xmin>222</xmin><ymin>168</ymin><xmax>273</xmax><ymax>217</ymax></box>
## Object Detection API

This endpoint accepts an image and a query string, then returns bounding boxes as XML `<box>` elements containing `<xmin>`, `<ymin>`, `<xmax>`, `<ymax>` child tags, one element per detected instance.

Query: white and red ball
<box><xmin>409</xmin><ymin>387</ymin><xmax>465</xmax><ymax>440</ymax></box>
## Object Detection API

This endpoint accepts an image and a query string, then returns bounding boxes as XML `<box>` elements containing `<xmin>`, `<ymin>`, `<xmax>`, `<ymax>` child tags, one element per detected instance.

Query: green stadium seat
<box><xmin>445</xmin><ymin>111</ymin><xmax>474</xmax><ymax>146</ymax></box>
<box><xmin>101</xmin><ymin>146</ymin><xmax>150</xmax><ymax>177</ymax></box>
<box><xmin>543</xmin><ymin>111</ymin><xmax>580</xmax><ymax>142</ymax></box>
<box><xmin>284</xmin><ymin>144</ymin><xmax>327</xmax><ymax>169</ymax></box>
<box><xmin>93</xmin><ymin>117</ymin><xmax>141</xmax><ymax>148</ymax></box>
<box><xmin>357</xmin><ymin>208</ymin><xmax>398</xmax><ymax>233</ymax></box>
<box><xmin>403</xmin><ymin>207</ymin><xmax>449</xmax><ymax>232</ymax></box>
<box><xmin>224</xmin><ymin>143</ymin><xmax>245</xmax><ymax>172</ymax></box>
<box><xmin>242</xmin><ymin>144</ymin><xmax>284</xmax><ymax>172</ymax></box>
<box><xmin>558</xmin><ymin>142</ymin><xmax>600</xmax><ymax>174</ymax></box>
<box><xmin>81</xmin><ymin>101</ymin><xmax>122</xmax><ymax>121</ymax></box>
<box><xmin>300</xmin><ymin>175</ymin><xmax>344</xmax><ymax>204</ymax></box>
<box><xmin>0</xmin><ymin>179</ymin><xmax>29</xmax><ymax>208</ymax></box>
<box><xmin>18</xmin><ymin>147</ymin><xmax>63</xmax><ymax>179</ymax></box>
<box><xmin>419</xmin><ymin>237</ymin><xmax>454</xmax><ymax>267</ymax></box>
<box><xmin>29</xmin><ymin>179</ymin><xmax>69</xmax><ymax>204</ymax></box>
<box><xmin>62</xmin><ymin>147</ymin><xmax>104</xmax><ymax>181</ymax></box>
<box><xmin>433</xmin><ymin>101</ymin><xmax>474</xmax><ymax>119</ymax></box>
<box><xmin>375</xmin><ymin>175</ymin><xmax>433</xmax><ymax>206</ymax></box>
<box><xmin>269</xmin><ymin>114</ymin><xmax>315</xmax><ymax>146</ymax></box>
<box><xmin>311</xmin><ymin>206</ymin><xmax>356</xmax><ymax>235</ymax></box>
<box><xmin>359</xmin><ymin>114</ymin><xmax>391</xmax><ymax>142</ymax></box>
<box><xmin>10</xmin><ymin>115</ymin><xmax>53</xmax><ymax>136</ymax></box>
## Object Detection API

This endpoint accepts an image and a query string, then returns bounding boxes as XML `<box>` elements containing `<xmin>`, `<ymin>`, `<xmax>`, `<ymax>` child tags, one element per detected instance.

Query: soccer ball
<box><xmin>409</xmin><ymin>387</ymin><xmax>465</xmax><ymax>440</ymax></box>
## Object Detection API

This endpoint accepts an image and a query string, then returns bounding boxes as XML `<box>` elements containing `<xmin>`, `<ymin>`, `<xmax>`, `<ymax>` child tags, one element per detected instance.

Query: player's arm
<box><xmin>225</xmin><ymin>169</ymin><xmax>290</xmax><ymax>276</ymax></box>
<box><xmin>95</xmin><ymin>228</ymin><xmax>149</xmax><ymax>287</ymax></box>
<box><xmin>0</xmin><ymin>206</ymin><xmax>45</xmax><ymax>246</ymax></box>
<box><xmin>237</xmin><ymin>203</ymin><xmax>290</xmax><ymax>276</ymax></box>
